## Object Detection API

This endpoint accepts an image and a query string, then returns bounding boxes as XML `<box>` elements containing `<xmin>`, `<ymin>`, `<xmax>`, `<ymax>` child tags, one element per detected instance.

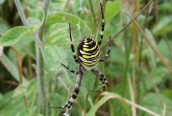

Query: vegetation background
<box><xmin>0</xmin><ymin>0</ymin><xmax>172</xmax><ymax>116</ymax></box>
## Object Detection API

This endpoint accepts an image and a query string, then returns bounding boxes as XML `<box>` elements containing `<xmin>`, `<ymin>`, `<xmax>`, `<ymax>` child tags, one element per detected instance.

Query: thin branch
<box><xmin>64</xmin><ymin>0</ymin><xmax>71</xmax><ymax>12</ymax></box>
<box><xmin>131</xmin><ymin>18</ymin><xmax>172</xmax><ymax>73</ymax></box>
<box><xmin>12</xmin><ymin>47</ymin><xmax>28</xmax><ymax>109</ymax></box>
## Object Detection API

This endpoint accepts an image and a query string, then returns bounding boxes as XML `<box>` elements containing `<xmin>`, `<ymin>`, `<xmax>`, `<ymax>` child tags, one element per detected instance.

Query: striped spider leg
<box><xmin>50</xmin><ymin>65</ymin><xmax>83</xmax><ymax>116</ymax></box>
<box><xmin>61</xmin><ymin>63</ymin><xmax>79</xmax><ymax>74</ymax></box>
<box><xmin>69</xmin><ymin>23</ymin><xmax>78</xmax><ymax>63</ymax></box>
<box><xmin>98</xmin><ymin>3</ymin><xmax>105</xmax><ymax>46</ymax></box>
<box><xmin>100</xmin><ymin>36</ymin><xmax>112</xmax><ymax>62</ymax></box>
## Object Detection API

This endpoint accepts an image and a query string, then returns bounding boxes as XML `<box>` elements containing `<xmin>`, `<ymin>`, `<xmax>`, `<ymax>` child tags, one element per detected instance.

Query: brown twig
<box><xmin>12</xmin><ymin>47</ymin><xmax>28</xmax><ymax>109</ymax></box>
<box><xmin>130</xmin><ymin>16</ymin><xmax>172</xmax><ymax>73</ymax></box>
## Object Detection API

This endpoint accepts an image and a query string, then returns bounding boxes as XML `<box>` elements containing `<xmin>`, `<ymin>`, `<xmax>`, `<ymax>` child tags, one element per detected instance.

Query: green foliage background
<box><xmin>0</xmin><ymin>0</ymin><xmax>172</xmax><ymax>116</ymax></box>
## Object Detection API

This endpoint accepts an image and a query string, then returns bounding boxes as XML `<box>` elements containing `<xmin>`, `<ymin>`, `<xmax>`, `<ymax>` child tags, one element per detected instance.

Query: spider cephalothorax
<box><xmin>50</xmin><ymin>3</ymin><xmax>112</xmax><ymax>116</ymax></box>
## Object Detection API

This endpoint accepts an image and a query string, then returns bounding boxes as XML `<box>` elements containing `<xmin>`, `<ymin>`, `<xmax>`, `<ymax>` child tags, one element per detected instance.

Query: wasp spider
<box><xmin>50</xmin><ymin>3</ymin><xmax>112</xmax><ymax>116</ymax></box>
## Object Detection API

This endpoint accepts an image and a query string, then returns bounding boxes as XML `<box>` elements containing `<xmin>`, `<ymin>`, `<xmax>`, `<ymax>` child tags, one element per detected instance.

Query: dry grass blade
<box><xmin>130</xmin><ymin>18</ymin><xmax>172</xmax><ymax>73</ymax></box>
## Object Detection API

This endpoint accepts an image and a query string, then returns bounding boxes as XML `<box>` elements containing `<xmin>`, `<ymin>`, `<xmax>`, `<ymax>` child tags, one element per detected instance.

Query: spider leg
<box><xmin>91</xmin><ymin>68</ymin><xmax>109</xmax><ymax>92</ymax></box>
<box><xmin>50</xmin><ymin>65</ymin><xmax>83</xmax><ymax>116</ymax></box>
<box><xmin>69</xmin><ymin>23</ymin><xmax>78</xmax><ymax>63</ymax></box>
<box><xmin>61</xmin><ymin>63</ymin><xmax>79</xmax><ymax>74</ymax></box>
<box><xmin>100</xmin><ymin>36</ymin><xmax>112</xmax><ymax>62</ymax></box>
<box><xmin>98</xmin><ymin>3</ymin><xmax>105</xmax><ymax>46</ymax></box>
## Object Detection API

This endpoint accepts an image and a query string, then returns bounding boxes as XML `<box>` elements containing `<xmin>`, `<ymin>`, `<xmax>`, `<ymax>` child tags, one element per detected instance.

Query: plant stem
<box><xmin>88</xmin><ymin>0</ymin><xmax>97</xmax><ymax>27</ymax></box>
<box><xmin>14</xmin><ymin>0</ymin><xmax>49</xmax><ymax>115</ymax></box>
<box><xmin>14</xmin><ymin>0</ymin><xmax>29</xmax><ymax>27</ymax></box>
<box><xmin>14</xmin><ymin>0</ymin><xmax>42</xmax><ymax>45</ymax></box>
<box><xmin>35</xmin><ymin>34</ymin><xmax>46</xmax><ymax>115</ymax></box>
<box><xmin>37</xmin><ymin>1</ymin><xmax>50</xmax><ymax>115</ymax></box>
<box><xmin>38</xmin><ymin>0</ymin><xmax>50</xmax><ymax>40</ymax></box>
<box><xmin>132</xmin><ymin>18</ymin><xmax>172</xmax><ymax>73</ymax></box>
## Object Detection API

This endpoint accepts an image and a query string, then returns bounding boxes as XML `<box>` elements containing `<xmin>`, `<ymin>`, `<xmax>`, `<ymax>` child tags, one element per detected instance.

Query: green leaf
<box><xmin>28</xmin><ymin>7</ymin><xmax>45</xmax><ymax>32</ymax></box>
<box><xmin>157</xmin><ymin>39</ymin><xmax>171</xmax><ymax>58</ymax></box>
<box><xmin>158</xmin><ymin>2</ymin><xmax>172</xmax><ymax>12</ymax></box>
<box><xmin>28</xmin><ymin>17</ymin><xmax>41</xmax><ymax>26</ymax></box>
<box><xmin>13</xmin><ymin>79</ymin><xmax>37</xmax><ymax>101</ymax></box>
<box><xmin>0</xmin><ymin>54</ymin><xmax>27</xmax><ymax>82</ymax></box>
<box><xmin>0</xmin><ymin>26</ymin><xmax>32</xmax><ymax>46</ymax></box>
<box><xmin>86</xmin><ymin>92</ymin><xmax>129</xmax><ymax>116</ymax></box>
<box><xmin>0</xmin><ymin>91</ymin><xmax>25</xmax><ymax>116</ymax></box>
<box><xmin>108</xmin><ymin>65</ymin><xmax>125</xmax><ymax>77</ymax></box>
<box><xmin>41</xmin><ymin>44</ymin><xmax>68</xmax><ymax>71</ymax></box>
<box><xmin>37</xmin><ymin>7</ymin><xmax>45</xmax><ymax>23</ymax></box>
<box><xmin>47</xmin><ymin>11</ymin><xmax>91</xmax><ymax>38</ymax></box>
<box><xmin>105</xmin><ymin>1</ymin><xmax>121</xmax><ymax>23</ymax></box>
<box><xmin>152</xmin><ymin>16</ymin><xmax>172</xmax><ymax>36</ymax></box>
<box><xmin>13</xmin><ymin>83</ymin><xmax>29</xmax><ymax>97</ymax></box>
<box><xmin>45</xmin><ymin>23</ymin><xmax>69</xmax><ymax>44</ymax></box>
<box><xmin>163</xmin><ymin>89</ymin><xmax>172</xmax><ymax>99</ymax></box>
<box><xmin>0</xmin><ymin>23</ymin><xmax>9</xmax><ymax>35</ymax></box>
<box><xmin>141</xmin><ymin>93</ymin><xmax>172</xmax><ymax>116</ymax></box>
<box><xmin>109</xmin><ymin>47</ymin><xmax>125</xmax><ymax>64</ymax></box>
<box><xmin>0</xmin><ymin>89</ymin><xmax>42</xmax><ymax>116</ymax></box>
<box><xmin>145</xmin><ymin>28</ymin><xmax>155</xmax><ymax>42</ymax></box>
<box><xmin>143</xmin><ymin>69</ymin><xmax>165</xmax><ymax>91</ymax></box>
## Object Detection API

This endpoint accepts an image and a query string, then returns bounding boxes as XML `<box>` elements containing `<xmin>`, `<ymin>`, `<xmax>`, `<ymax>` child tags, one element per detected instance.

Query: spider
<box><xmin>50</xmin><ymin>3</ymin><xmax>112</xmax><ymax>116</ymax></box>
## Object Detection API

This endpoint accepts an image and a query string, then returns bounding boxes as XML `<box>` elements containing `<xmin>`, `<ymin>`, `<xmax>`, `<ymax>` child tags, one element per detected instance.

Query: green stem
<box><xmin>38</xmin><ymin>0</ymin><xmax>50</xmax><ymax>40</ymax></box>
<box><xmin>38</xmin><ymin>1</ymin><xmax>50</xmax><ymax>115</ymax></box>
<box><xmin>14</xmin><ymin>0</ymin><xmax>29</xmax><ymax>27</ymax></box>
<box><xmin>14</xmin><ymin>0</ymin><xmax>42</xmax><ymax>45</ymax></box>
<box><xmin>35</xmin><ymin>34</ymin><xmax>45</xmax><ymax>115</ymax></box>
<box><xmin>88</xmin><ymin>0</ymin><xmax>97</xmax><ymax>27</ymax></box>
<box><xmin>14</xmin><ymin>0</ymin><xmax>50</xmax><ymax>115</ymax></box>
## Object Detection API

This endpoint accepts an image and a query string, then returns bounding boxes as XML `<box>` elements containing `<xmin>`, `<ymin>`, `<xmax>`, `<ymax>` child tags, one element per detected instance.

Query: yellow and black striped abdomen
<box><xmin>78</xmin><ymin>37</ymin><xmax>100</xmax><ymax>70</ymax></box>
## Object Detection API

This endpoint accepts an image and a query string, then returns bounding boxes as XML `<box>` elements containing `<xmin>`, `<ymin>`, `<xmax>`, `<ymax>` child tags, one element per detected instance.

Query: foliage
<box><xmin>0</xmin><ymin>0</ymin><xmax>172</xmax><ymax>116</ymax></box>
